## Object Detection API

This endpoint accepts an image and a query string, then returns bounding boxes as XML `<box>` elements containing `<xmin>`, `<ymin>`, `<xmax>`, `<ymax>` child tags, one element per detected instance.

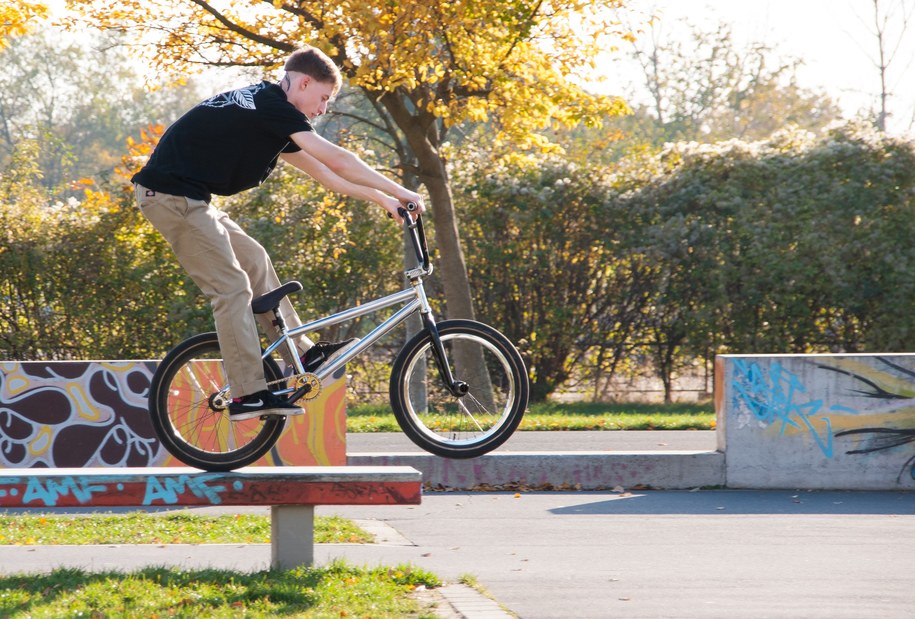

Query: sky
<box><xmin>596</xmin><ymin>0</ymin><xmax>915</xmax><ymax>136</ymax></box>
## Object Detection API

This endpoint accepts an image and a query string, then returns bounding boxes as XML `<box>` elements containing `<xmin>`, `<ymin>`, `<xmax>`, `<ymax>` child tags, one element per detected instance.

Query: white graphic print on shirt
<box><xmin>200</xmin><ymin>82</ymin><xmax>267</xmax><ymax>110</ymax></box>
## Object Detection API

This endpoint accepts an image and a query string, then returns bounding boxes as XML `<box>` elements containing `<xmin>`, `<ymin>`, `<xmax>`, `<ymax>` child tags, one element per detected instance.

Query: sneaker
<box><xmin>301</xmin><ymin>339</ymin><xmax>359</xmax><ymax>373</ymax></box>
<box><xmin>229</xmin><ymin>389</ymin><xmax>300</xmax><ymax>421</ymax></box>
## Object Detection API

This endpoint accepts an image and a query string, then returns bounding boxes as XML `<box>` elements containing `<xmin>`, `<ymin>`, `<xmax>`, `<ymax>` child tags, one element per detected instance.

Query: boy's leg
<box><xmin>135</xmin><ymin>186</ymin><xmax>268</xmax><ymax>396</ymax></box>
<box><xmin>215</xmin><ymin>209</ymin><xmax>314</xmax><ymax>366</ymax></box>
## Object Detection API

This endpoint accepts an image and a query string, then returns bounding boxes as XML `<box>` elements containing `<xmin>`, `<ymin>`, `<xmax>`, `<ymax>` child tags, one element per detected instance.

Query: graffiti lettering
<box><xmin>731</xmin><ymin>359</ymin><xmax>848</xmax><ymax>458</ymax></box>
<box><xmin>0</xmin><ymin>474</ymin><xmax>243</xmax><ymax>507</ymax></box>
<box><xmin>142</xmin><ymin>474</ymin><xmax>231</xmax><ymax>506</ymax></box>
<box><xmin>18</xmin><ymin>476</ymin><xmax>109</xmax><ymax>507</ymax></box>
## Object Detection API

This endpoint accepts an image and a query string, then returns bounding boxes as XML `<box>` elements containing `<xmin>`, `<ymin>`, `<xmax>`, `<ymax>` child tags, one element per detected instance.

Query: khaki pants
<box><xmin>135</xmin><ymin>184</ymin><xmax>312</xmax><ymax>396</ymax></box>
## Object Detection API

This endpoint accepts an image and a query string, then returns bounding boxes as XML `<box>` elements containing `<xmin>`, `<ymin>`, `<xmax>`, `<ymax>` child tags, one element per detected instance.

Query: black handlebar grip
<box><xmin>390</xmin><ymin>203</ymin><xmax>418</xmax><ymax>220</ymax></box>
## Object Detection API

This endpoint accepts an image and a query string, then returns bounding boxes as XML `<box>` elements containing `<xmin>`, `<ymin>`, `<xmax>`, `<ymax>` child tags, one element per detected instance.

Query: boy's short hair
<box><xmin>284</xmin><ymin>46</ymin><xmax>342</xmax><ymax>92</ymax></box>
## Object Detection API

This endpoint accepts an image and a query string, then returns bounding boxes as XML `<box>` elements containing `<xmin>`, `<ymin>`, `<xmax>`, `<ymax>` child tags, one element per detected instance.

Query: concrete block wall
<box><xmin>716</xmin><ymin>353</ymin><xmax>915</xmax><ymax>490</ymax></box>
<box><xmin>0</xmin><ymin>361</ymin><xmax>346</xmax><ymax>468</ymax></box>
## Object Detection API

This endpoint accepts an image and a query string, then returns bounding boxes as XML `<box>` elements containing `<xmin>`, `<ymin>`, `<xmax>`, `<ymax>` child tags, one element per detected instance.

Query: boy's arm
<box><xmin>280</xmin><ymin>147</ymin><xmax>410</xmax><ymax>222</ymax></box>
<box><xmin>289</xmin><ymin>130</ymin><xmax>425</xmax><ymax>213</ymax></box>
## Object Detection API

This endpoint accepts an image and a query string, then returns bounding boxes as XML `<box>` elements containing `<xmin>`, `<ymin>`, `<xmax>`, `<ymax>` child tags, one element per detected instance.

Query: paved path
<box><xmin>318</xmin><ymin>489</ymin><xmax>915</xmax><ymax>618</ymax></box>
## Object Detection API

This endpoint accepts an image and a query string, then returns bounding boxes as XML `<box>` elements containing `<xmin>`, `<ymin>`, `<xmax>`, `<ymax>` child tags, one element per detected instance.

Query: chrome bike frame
<box><xmin>258</xmin><ymin>208</ymin><xmax>466</xmax><ymax>403</ymax></box>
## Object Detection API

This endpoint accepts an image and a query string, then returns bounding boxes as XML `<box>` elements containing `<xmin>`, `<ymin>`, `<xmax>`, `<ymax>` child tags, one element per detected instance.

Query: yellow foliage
<box><xmin>64</xmin><ymin>0</ymin><xmax>634</xmax><ymax>151</ymax></box>
<box><xmin>0</xmin><ymin>1</ymin><xmax>47</xmax><ymax>47</ymax></box>
<box><xmin>114</xmin><ymin>124</ymin><xmax>164</xmax><ymax>189</ymax></box>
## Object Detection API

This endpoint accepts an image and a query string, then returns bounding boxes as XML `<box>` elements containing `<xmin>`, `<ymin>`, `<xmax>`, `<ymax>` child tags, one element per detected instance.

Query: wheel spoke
<box><xmin>457</xmin><ymin>397</ymin><xmax>487</xmax><ymax>432</ymax></box>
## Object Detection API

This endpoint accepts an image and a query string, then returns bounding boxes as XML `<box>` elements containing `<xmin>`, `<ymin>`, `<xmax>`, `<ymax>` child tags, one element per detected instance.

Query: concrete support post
<box><xmin>271</xmin><ymin>505</ymin><xmax>315</xmax><ymax>569</ymax></box>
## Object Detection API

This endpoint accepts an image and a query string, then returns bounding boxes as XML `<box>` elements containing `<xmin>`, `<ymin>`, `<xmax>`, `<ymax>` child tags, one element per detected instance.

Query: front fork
<box><xmin>421</xmin><ymin>311</ymin><xmax>469</xmax><ymax>398</ymax></box>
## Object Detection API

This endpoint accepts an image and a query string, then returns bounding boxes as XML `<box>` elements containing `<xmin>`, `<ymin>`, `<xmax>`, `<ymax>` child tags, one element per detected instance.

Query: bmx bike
<box><xmin>147</xmin><ymin>206</ymin><xmax>529</xmax><ymax>471</ymax></box>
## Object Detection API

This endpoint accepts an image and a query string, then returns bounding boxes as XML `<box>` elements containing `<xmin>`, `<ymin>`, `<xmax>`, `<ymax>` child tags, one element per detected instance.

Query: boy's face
<box><xmin>296</xmin><ymin>76</ymin><xmax>337</xmax><ymax>119</ymax></box>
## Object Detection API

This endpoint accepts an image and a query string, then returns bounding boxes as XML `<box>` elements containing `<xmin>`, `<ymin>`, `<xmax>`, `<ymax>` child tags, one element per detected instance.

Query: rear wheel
<box><xmin>148</xmin><ymin>332</ymin><xmax>286</xmax><ymax>471</ymax></box>
<box><xmin>390</xmin><ymin>319</ymin><xmax>528</xmax><ymax>458</ymax></box>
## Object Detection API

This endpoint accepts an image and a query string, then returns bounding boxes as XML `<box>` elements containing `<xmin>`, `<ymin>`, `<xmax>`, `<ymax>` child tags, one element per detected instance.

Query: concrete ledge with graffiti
<box><xmin>716</xmin><ymin>354</ymin><xmax>915</xmax><ymax>490</ymax></box>
<box><xmin>0</xmin><ymin>466</ymin><xmax>422</xmax><ymax>509</ymax></box>
<box><xmin>0</xmin><ymin>361</ymin><xmax>345</xmax><ymax>469</ymax></box>
<box><xmin>0</xmin><ymin>465</ymin><xmax>421</xmax><ymax>569</ymax></box>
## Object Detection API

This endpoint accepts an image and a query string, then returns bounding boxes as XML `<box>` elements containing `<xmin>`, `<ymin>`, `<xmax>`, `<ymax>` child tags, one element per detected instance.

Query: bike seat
<box><xmin>251</xmin><ymin>281</ymin><xmax>303</xmax><ymax>314</ymax></box>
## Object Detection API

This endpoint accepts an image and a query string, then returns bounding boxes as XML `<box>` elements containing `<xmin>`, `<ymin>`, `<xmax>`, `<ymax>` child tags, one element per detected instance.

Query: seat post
<box><xmin>271</xmin><ymin>307</ymin><xmax>287</xmax><ymax>335</ymax></box>
<box><xmin>271</xmin><ymin>307</ymin><xmax>306</xmax><ymax>375</ymax></box>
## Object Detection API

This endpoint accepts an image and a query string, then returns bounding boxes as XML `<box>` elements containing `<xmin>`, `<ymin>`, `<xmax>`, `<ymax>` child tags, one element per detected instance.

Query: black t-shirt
<box><xmin>132</xmin><ymin>81</ymin><xmax>313</xmax><ymax>201</ymax></box>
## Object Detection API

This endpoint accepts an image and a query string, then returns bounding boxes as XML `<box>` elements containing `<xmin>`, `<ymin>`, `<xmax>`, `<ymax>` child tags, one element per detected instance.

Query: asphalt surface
<box><xmin>320</xmin><ymin>489</ymin><xmax>915</xmax><ymax>618</ymax></box>
<box><xmin>2</xmin><ymin>433</ymin><xmax>913</xmax><ymax>618</ymax></box>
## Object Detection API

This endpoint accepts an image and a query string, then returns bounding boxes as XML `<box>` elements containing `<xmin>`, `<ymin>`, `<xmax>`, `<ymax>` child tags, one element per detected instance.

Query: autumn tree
<box><xmin>0</xmin><ymin>1</ymin><xmax>46</xmax><ymax>47</ymax></box>
<box><xmin>63</xmin><ymin>0</ymin><xmax>632</xmax><ymax>328</ymax></box>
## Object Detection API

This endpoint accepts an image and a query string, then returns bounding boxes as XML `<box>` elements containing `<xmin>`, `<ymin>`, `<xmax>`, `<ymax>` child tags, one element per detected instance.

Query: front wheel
<box><xmin>390</xmin><ymin>319</ymin><xmax>529</xmax><ymax>458</ymax></box>
<box><xmin>148</xmin><ymin>332</ymin><xmax>287</xmax><ymax>471</ymax></box>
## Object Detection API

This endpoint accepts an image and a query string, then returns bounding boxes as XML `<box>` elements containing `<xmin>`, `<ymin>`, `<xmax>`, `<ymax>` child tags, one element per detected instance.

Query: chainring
<box><xmin>295</xmin><ymin>372</ymin><xmax>322</xmax><ymax>401</ymax></box>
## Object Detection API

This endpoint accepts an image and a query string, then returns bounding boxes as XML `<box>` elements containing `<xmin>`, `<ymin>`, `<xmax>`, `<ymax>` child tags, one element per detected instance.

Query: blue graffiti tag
<box><xmin>11</xmin><ymin>476</ymin><xmax>110</xmax><ymax>507</ymax></box>
<box><xmin>0</xmin><ymin>474</ymin><xmax>242</xmax><ymax>507</ymax></box>
<box><xmin>142</xmin><ymin>474</ymin><xmax>231</xmax><ymax>505</ymax></box>
<box><xmin>731</xmin><ymin>359</ymin><xmax>853</xmax><ymax>458</ymax></box>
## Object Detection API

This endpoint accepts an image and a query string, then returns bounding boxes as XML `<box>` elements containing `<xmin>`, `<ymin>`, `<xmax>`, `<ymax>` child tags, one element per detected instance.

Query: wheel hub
<box><xmin>209</xmin><ymin>391</ymin><xmax>229</xmax><ymax>411</ymax></box>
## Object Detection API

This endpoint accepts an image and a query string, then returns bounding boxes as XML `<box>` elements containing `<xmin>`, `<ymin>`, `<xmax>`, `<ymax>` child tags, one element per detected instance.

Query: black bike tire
<box><xmin>148</xmin><ymin>332</ymin><xmax>286</xmax><ymax>471</ymax></box>
<box><xmin>389</xmin><ymin>319</ymin><xmax>529</xmax><ymax>459</ymax></box>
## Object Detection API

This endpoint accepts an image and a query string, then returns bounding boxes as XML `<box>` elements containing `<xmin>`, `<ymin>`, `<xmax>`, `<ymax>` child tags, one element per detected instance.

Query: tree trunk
<box><xmin>377</xmin><ymin>92</ymin><xmax>496</xmax><ymax>409</ymax></box>
<box><xmin>376</xmin><ymin>92</ymin><xmax>475</xmax><ymax>322</ymax></box>
<box><xmin>423</xmin><ymin>175</ymin><xmax>477</xmax><ymax>321</ymax></box>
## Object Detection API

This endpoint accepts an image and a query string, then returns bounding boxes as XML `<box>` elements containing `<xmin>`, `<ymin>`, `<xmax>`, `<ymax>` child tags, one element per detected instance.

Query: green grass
<box><xmin>0</xmin><ymin>515</ymin><xmax>441</xmax><ymax>617</ymax></box>
<box><xmin>0</xmin><ymin>513</ymin><xmax>370</xmax><ymax>546</ymax></box>
<box><xmin>347</xmin><ymin>401</ymin><xmax>715</xmax><ymax>432</ymax></box>
<box><xmin>0</xmin><ymin>561</ymin><xmax>442</xmax><ymax>618</ymax></box>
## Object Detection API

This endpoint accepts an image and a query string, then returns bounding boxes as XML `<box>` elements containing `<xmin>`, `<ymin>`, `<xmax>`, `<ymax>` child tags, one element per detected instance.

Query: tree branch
<box><xmin>188</xmin><ymin>0</ymin><xmax>294</xmax><ymax>53</ymax></box>
<box><xmin>259</xmin><ymin>1</ymin><xmax>350</xmax><ymax>70</ymax></box>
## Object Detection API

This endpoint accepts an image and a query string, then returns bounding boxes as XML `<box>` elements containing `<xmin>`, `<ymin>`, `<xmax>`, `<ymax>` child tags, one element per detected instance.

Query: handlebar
<box><xmin>398</xmin><ymin>204</ymin><xmax>431</xmax><ymax>277</ymax></box>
